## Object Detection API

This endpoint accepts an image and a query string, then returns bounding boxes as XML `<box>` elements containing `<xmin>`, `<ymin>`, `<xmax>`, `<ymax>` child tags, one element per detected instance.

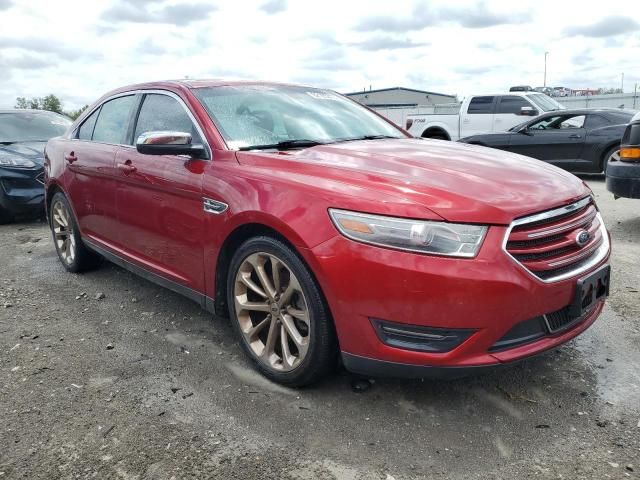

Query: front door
<box><xmin>509</xmin><ymin>114</ymin><xmax>586</xmax><ymax>165</ymax></box>
<box><xmin>493</xmin><ymin>96</ymin><xmax>536</xmax><ymax>132</ymax></box>
<box><xmin>64</xmin><ymin>94</ymin><xmax>137</xmax><ymax>246</ymax></box>
<box><xmin>114</xmin><ymin>92</ymin><xmax>208</xmax><ymax>293</ymax></box>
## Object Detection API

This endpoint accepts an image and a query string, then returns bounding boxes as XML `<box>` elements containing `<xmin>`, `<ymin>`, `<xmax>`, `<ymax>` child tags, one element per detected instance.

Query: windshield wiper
<box><xmin>238</xmin><ymin>139</ymin><xmax>327</xmax><ymax>151</ymax></box>
<box><xmin>337</xmin><ymin>134</ymin><xmax>401</xmax><ymax>142</ymax></box>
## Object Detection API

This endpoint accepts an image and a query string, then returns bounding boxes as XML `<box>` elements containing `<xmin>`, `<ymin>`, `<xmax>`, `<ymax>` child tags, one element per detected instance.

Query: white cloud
<box><xmin>0</xmin><ymin>0</ymin><xmax>639</xmax><ymax>110</ymax></box>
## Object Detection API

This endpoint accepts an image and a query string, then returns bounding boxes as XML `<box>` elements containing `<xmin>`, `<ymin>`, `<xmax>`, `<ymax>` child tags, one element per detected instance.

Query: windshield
<box><xmin>526</xmin><ymin>94</ymin><xmax>566</xmax><ymax>112</ymax></box>
<box><xmin>192</xmin><ymin>85</ymin><xmax>406</xmax><ymax>150</ymax></box>
<box><xmin>0</xmin><ymin>111</ymin><xmax>71</xmax><ymax>143</ymax></box>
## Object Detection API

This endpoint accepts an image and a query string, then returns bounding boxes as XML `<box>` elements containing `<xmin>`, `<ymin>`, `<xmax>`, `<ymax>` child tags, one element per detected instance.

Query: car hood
<box><xmin>0</xmin><ymin>142</ymin><xmax>46</xmax><ymax>166</ymax></box>
<box><xmin>237</xmin><ymin>138</ymin><xmax>590</xmax><ymax>225</ymax></box>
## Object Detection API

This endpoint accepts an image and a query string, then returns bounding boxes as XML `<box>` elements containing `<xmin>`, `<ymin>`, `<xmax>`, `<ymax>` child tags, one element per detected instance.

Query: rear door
<box><xmin>64</xmin><ymin>94</ymin><xmax>137</xmax><ymax>246</ymax></box>
<box><xmin>508</xmin><ymin>114</ymin><xmax>587</xmax><ymax>166</ymax></box>
<box><xmin>113</xmin><ymin>91</ymin><xmax>208</xmax><ymax>293</ymax></box>
<box><xmin>460</xmin><ymin>96</ymin><xmax>495</xmax><ymax>137</ymax></box>
<box><xmin>493</xmin><ymin>96</ymin><xmax>535</xmax><ymax>132</ymax></box>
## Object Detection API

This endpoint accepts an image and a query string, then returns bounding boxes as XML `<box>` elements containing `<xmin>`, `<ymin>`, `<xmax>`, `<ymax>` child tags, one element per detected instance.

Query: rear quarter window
<box><xmin>77</xmin><ymin>108</ymin><xmax>100</xmax><ymax>141</ymax></box>
<box><xmin>92</xmin><ymin>95</ymin><xmax>137</xmax><ymax>145</ymax></box>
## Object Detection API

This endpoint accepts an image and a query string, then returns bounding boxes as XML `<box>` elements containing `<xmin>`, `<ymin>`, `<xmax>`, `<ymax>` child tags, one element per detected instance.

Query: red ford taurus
<box><xmin>44</xmin><ymin>80</ymin><xmax>611</xmax><ymax>386</ymax></box>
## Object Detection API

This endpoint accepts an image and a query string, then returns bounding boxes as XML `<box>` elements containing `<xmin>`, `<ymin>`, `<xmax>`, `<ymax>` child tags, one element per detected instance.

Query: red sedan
<box><xmin>44</xmin><ymin>80</ymin><xmax>611</xmax><ymax>386</ymax></box>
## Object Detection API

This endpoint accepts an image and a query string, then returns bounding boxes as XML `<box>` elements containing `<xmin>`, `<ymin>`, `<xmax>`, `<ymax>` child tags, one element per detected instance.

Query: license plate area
<box><xmin>568</xmin><ymin>264</ymin><xmax>610</xmax><ymax>319</ymax></box>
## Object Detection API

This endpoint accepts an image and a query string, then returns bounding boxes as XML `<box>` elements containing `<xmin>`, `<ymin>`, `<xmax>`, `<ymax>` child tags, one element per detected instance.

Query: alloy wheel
<box><xmin>233</xmin><ymin>252</ymin><xmax>310</xmax><ymax>372</ymax></box>
<box><xmin>51</xmin><ymin>201</ymin><xmax>76</xmax><ymax>265</ymax></box>
<box><xmin>608</xmin><ymin>149</ymin><xmax>621</xmax><ymax>163</ymax></box>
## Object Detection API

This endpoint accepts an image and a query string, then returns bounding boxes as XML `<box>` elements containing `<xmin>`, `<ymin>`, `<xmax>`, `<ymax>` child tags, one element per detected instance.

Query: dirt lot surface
<box><xmin>1</xmin><ymin>177</ymin><xmax>639</xmax><ymax>479</ymax></box>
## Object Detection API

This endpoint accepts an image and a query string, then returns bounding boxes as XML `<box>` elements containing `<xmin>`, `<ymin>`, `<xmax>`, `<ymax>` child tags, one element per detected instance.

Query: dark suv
<box><xmin>0</xmin><ymin>109</ymin><xmax>71</xmax><ymax>223</ymax></box>
<box><xmin>606</xmin><ymin>112</ymin><xmax>640</xmax><ymax>199</ymax></box>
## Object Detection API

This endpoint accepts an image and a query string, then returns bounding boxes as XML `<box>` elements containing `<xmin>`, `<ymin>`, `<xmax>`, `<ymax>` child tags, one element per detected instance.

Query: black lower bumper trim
<box><xmin>341</xmin><ymin>352</ymin><xmax>506</xmax><ymax>380</ymax></box>
<box><xmin>606</xmin><ymin>162</ymin><xmax>640</xmax><ymax>199</ymax></box>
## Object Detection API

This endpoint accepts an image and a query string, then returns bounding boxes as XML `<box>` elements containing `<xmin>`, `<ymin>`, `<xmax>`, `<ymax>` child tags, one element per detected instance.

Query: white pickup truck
<box><xmin>406</xmin><ymin>92</ymin><xmax>566</xmax><ymax>140</ymax></box>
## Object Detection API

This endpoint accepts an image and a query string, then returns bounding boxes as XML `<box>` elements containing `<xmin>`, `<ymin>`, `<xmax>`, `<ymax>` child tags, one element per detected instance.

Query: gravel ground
<box><xmin>0</xmin><ymin>177</ymin><xmax>639</xmax><ymax>479</ymax></box>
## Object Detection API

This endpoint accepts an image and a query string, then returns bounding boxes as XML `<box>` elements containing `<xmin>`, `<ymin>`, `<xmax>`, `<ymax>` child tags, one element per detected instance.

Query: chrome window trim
<box><xmin>502</xmin><ymin>197</ymin><xmax>610</xmax><ymax>284</ymax></box>
<box><xmin>69</xmin><ymin>89</ymin><xmax>212</xmax><ymax>160</ymax></box>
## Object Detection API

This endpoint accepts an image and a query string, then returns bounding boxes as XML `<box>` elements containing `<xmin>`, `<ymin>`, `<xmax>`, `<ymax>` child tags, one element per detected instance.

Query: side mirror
<box><xmin>136</xmin><ymin>131</ymin><xmax>206</xmax><ymax>158</ymax></box>
<box><xmin>519</xmin><ymin>106</ymin><xmax>538</xmax><ymax>116</ymax></box>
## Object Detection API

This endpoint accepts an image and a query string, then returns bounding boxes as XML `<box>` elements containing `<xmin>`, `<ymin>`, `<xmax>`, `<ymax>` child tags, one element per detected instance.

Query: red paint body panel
<box><xmin>44</xmin><ymin>80</ymin><xmax>610</xmax><ymax>376</ymax></box>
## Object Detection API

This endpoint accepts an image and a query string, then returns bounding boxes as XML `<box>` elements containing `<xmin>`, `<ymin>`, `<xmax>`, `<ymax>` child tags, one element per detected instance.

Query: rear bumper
<box><xmin>0</xmin><ymin>167</ymin><xmax>45</xmax><ymax>215</ymax></box>
<box><xmin>606</xmin><ymin>161</ymin><xmax>640</xmax><ymax>199</ymax></box>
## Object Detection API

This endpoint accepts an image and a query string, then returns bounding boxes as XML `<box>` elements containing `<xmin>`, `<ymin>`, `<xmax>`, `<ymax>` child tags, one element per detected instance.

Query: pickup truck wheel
<box><xmin>227</xmin><ymin>236</ymin><xmax>337</xmax><ymax>386</ymax></box>
<box><xmin>49</xmin><ymin>192</ymin><xmax>101</xmax><ymax>273</ymax></box>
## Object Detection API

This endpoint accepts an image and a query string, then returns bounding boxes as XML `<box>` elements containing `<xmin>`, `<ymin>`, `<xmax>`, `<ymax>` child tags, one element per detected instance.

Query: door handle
<box><xmin>64</xmin><ymin>152</ymin><xmax>78</xmax><ymax>164</ymax></box>
<box><xmin>117</xmin><ymin>160</ymin><xmax>137</xmax><ymax>174</ymax></box>
<box><xmin>568</xmin><ymin>134</ymin><xmax>582</xmax><ymax>139</ymax></box>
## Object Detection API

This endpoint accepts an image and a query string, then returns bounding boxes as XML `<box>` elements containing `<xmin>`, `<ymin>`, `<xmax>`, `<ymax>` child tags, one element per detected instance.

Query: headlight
<box><xmin>0</xmin><ymin>152</ymin><xmax>36</xmax><ymax>169</ymax></box>
<box><xmin>328</xmin><ymin>209</ymin><xmax>487</xmax><ymax>258</ymax></box>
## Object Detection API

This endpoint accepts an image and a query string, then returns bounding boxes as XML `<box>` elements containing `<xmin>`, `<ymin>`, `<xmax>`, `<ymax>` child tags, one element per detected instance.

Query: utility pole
<box><xmin>544</xmin><ymin>51</ymin><xmax>549</xmax><ymax>87</ymax></box>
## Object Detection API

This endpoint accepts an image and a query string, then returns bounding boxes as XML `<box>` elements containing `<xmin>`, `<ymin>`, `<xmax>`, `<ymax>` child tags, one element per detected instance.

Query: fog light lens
<box><xmin>371</xmin><ymin>318</ymin><xmax>476</xmax><ymax>353</ymax></box>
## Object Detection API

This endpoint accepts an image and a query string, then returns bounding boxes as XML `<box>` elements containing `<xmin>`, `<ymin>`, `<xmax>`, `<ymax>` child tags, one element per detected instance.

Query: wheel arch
<box><xmin>421</xmin><ymin>126</ymin><xmax>451</xmax><ymax>140</ymax></box>
<box><xmin>212</xmin><ymin>220</ymin><xmax>334</xmax><ymax>325</ymax></box>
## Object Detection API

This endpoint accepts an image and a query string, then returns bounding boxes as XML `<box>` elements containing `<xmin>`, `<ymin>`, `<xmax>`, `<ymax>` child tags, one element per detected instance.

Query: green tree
<box><xmin>41</xmin><ymin>94</ymin><xmax>63</xmax><ymax>114</ymax></box>
<box><xmin>64</xmin><ymin>105</ymin><xmax>89</xmax><ymax>121</ymax></box>
<box><xmin>15</xmin><ymin>97</ymin><xmax>28</xmax><ymax>109</ymax></box>
<box><xmin>14</xmin><ymin>94</ymin><xmax>64</xmax><ymax>113</ymax></box>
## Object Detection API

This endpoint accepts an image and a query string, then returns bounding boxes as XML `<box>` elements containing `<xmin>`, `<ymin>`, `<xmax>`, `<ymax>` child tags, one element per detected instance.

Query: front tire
<box><xmin>0</xmin><ymin>207</ymin><xmax>13</xmax><ymax>225</ymax></box>
<box><xmin>49</xmin><ymin>192</ymin><xmax>101</xmax><ymax>273</ymax></box>
<box><xmin>227</xmin><ymin>236</ymin><xmax>337</xmax><ymax>386</ymax></box>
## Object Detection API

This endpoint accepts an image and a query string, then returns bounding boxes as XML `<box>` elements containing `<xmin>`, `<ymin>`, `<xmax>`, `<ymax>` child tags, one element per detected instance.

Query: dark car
<box><xmin>0</xmin><ymin>109</ymin><xmax>71</xmax><ymax>223</ymax></box>
<box><xmin>509</xmin><ymin>85</ymin><xmax>534</xmax><ymax>92</ymax></box>
<box><xmin>606</xmin><ymin>112</ymin><xmax>640</xmax><ymax>198</ymax></box>
<box><xmin>459</xmin><ymin>109</ymin><xmax>635</xmax><ymax>173</ymax></box>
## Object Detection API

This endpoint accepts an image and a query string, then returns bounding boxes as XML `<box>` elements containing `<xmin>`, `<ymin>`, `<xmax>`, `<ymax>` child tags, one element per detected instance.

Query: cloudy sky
<box><xmin>1</xmin><ymin>0</ymin><xmax>639</xmax><ymax>110</ymax></box>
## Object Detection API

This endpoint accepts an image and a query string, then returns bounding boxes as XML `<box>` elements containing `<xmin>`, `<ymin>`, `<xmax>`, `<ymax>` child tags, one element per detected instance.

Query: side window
<box><xmin>467</xmin><ymin>96</ymin><xmax>495</xmax><ymax>114</ymax></box>
<box><xmin>134</xmin><ymin>94</ymin><xmax>202</xmax><ymax>144</ymax></box>
<box><xmin>585</xmin><ymin>114</ymin><xmax>610</xmax><ymax>129</ymax></box>
<box><xmin>77</xmin><ymin>108</ymin><xmax>100</xmax><ymax>140</ymax></box>
<box><xmin>496</xmin><ymin>96</ymin><xmax>530</xmax><ymax>114</ymax></box>
<box><xmin>559</xmin><ymin>115</ymin><xmax>585</xmax><ymax>129</ymax></box>
<box><xmin>92</xmin><ymin>95</ymin><xmax>136</xmax><ymax>145</ymax></box>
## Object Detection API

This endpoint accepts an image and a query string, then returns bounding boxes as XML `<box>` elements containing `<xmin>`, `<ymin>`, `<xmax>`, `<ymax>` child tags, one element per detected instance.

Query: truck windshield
<box><xmin>527</xmin><ymin>94</ymin><xmax>566</xmax><ymax>112</ymax></box>
<box><xmin>192</xmin><ymin>85</ymin><xmax>406</xmax><ymax>150</ymax></box>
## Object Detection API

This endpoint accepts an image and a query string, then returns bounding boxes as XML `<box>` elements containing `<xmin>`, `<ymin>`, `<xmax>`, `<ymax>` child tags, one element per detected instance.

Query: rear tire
<box><xmin>601</xmin><ymin>145</ymin><xmax>620</xmax><ymax>174</ymax></box>
<box><xmin>49</xmin><ymin>192</ymin><xmax>101</xmax><ymax>273</ymax></box>
<box><xmin>226</xmin><ymin>235</ymin><xmax>337</xmax><ymax>387</ymax></box>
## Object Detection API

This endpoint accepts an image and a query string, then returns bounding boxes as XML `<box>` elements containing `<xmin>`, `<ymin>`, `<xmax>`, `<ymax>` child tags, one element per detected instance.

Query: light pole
<box><xmin>544</xmin><ymin>51</ymin><xmax>549</xmax><ymax>87</ymax></box>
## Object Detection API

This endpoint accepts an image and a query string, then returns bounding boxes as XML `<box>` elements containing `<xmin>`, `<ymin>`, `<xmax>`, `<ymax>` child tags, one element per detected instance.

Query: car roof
<box><xmin>537</xmin><ymin>108</ymin><xmax>633</xmax><ymax>117</ymax></box>
<box><xmin>108</xmin><ymin>78</ymin><xmax>316</xmax><ymax>93</ymax></box>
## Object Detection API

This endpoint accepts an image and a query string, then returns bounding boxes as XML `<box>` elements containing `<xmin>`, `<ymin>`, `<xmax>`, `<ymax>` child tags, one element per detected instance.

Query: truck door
<box><xmin>493</xmin><ymin>96</ymin><xmax>536</xmax><ymax>132</ymax></box>
<box><xmin>460</xmin><ymin>96</ymin><xmax>496</xmax><ymax>137</ymax></box>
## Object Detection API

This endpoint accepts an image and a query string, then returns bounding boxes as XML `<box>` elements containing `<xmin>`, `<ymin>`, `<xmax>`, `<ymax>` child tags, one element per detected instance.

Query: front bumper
<box><xmin>606</xmin><ymin>161</ymin><xmax>640</xmax><ymax>199</ymax></box>
<box><xmin>0</xmin><ymin>167</ymin><xmax>45</xmax><ymax>216</ymax></box>
<box><xmin>308</xmin><ymin>227</ymin><xmax>609</xmax><ymax>378</ymax></box>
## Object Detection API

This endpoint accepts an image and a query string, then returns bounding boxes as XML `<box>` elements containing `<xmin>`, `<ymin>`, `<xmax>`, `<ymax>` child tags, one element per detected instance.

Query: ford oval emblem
<box><xmin>575</xmin><ymin>230</ymin><xmax>590</xmax><ymax>247</ymax></box>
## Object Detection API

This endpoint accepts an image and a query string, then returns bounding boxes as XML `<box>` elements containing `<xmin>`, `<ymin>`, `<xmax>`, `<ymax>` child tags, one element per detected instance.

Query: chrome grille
<box><xmin>504</xmin><ymin>197</ymin><xmax>610</xmax><ymax>283</ymax></box>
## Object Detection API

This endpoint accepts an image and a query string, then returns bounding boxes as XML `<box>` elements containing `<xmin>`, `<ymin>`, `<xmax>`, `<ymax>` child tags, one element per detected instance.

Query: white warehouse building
<box><xmin>345</xmin><ymin>87</ymin><xmax>457</xmax><ymax>108</ymax></box>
